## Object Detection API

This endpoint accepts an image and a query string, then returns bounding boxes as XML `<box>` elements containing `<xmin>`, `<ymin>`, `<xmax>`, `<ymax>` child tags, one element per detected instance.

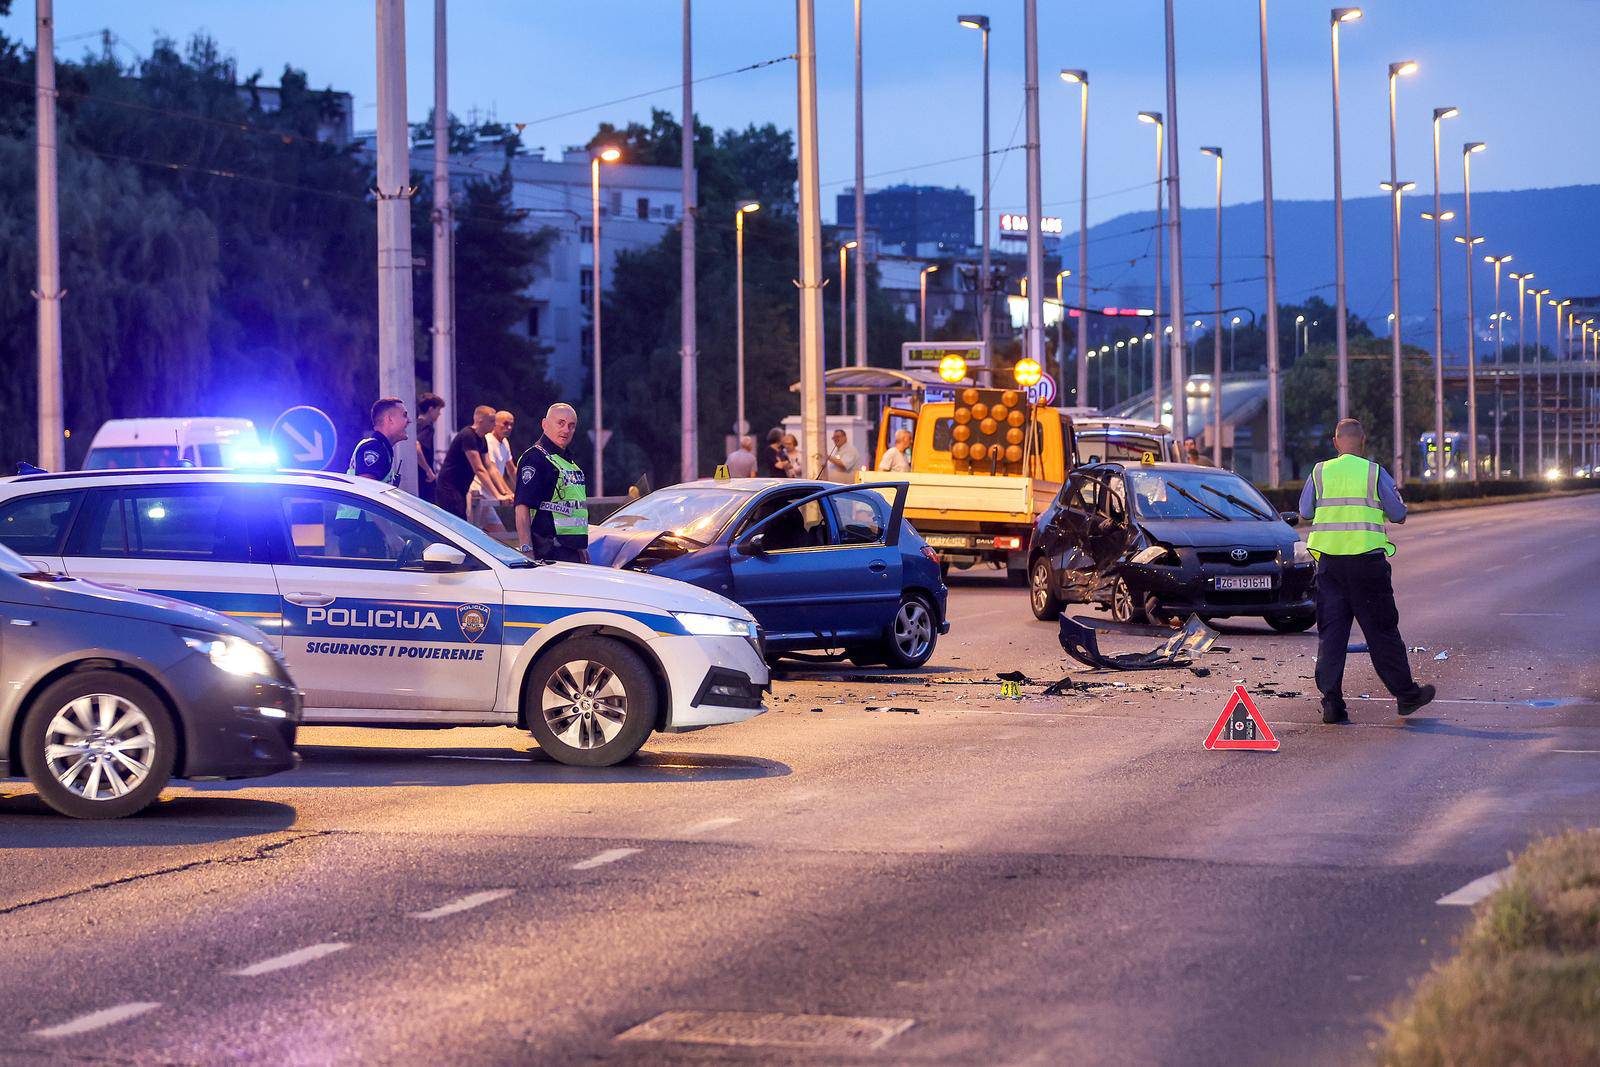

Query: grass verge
<box><xmin>1378</xmin><ymin>829</ymin><xmax>1600</xmax><ymax>1066</ymax></box>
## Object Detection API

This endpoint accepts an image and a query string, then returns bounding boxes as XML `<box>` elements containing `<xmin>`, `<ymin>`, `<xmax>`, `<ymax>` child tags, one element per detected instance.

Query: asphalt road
<box><xmin>2</xmin><ymin>493</ymin><xmax>1597</xmax><ymax>1066</ymax></box>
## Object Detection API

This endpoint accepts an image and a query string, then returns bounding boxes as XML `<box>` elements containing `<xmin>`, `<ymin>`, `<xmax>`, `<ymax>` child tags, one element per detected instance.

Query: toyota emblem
<box><xmin>1230</xmin><ymin>548</ymin><xmax>1249</xmax><ymax>563</ymax></box>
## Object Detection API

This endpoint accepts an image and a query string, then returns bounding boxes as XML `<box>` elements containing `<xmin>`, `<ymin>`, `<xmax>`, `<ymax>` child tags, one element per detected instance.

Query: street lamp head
<box><xmin>1453</xmin><ymin>235</ymin><xmax>1485</xmax><ymax>246</ymax></box>
<box><xmin>842</xmin><ymin>239</ymin><xmax>858</xmax><ymax>250</ymax></box>
<box><xmin>1295</xmin><ymin>315</ymin><xmax>1306</xmax><ymax>325</ymax></box>
<box><xmin>1554</xmin><ymin>297</ymin><xmax>1572</xmax><ymax>308</ymax></box>
<box><xmin>1485</xmin><ymin>253</ymin><xmax>1512</xmax><ymax>265</ymax></box>
<box><xmin>737</xmin><ymin>200</ymin><xmax>761</xmax><ymax>214</ymax></box>
<box><xmin>595</xmin><ymin>146</ymin><xmax>622</xmax><ymax>163</ymax></box>
<box><xmin>1138</xmin><ymin>110</ymin><xmax>1163</xmax><ymax>126</ymax></box>
<box><xmin>1464</xmin><ymin>141</ymin><xmax>1487</xmax><ymax>155</ymax></box>
<box><xmin>957</xmin><ymin>14</ymin><xmax>989</xmax><ymax>31</ymax></box>
<box><xmin>1115</xmin><ymin>340</ymin><xmax>1126</xmax><ymax>349</ymax></box>
<box><xmin>1332</xmin><ymin>7</ymin><xmax>1363</xmax><ymax>23</ymax></box>
<box><xmin>1231</xmin><ymin>316</ymin><xmax>1242</xmax><ymax>325</ymax></box>
<box><xmin>1389</xmin><ymin>60</ymin><xmax>1419</xmax><ymax>78</ymax></box>
<box><xmin>922</xmin><ymin>264</ymin><xmax>939</xmax><ymax>277</ymax></box>
<box><xmin>1420</xmin><ymin>210</ymin><xmax>1456</xmax><ymax>222</ymax></box>
<box><xmin>1144</xmin><ymin>332</ymin><xmax>1153</xmax><ymax>341</ymax></box>
<box><xmin>1199</xmin><ymin>145</ymin><xmax>1222</xmax><ymax>158</ymax></box>
<box><xmin>1433</xmin><ymin>106</ymin><xmax>1459</xmax><ymax>122</ymax></box>
<box><xmin>1379</xmin><ymin>180</ymin><xmax>1416</xmax><ymax>193</ymax></box>
<box><xmin>1059</xmin><ymin>69</ymin><xmax>1087</xmax><ymax>85</ymax></box>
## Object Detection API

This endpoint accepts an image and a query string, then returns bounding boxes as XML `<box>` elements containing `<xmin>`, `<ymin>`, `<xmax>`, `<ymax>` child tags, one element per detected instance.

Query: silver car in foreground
<box><xmin>0</xmin><ymin>543</ymin><xmax>299</xmax><ymax>818</ymax></box>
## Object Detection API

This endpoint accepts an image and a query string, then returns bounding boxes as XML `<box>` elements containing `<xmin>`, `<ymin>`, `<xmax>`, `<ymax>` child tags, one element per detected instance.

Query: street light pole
<box><xmin>1511</xmin><ymin>271</ymin><xmax>1531</xmax><ymax>477</ymax></box>
<box><xmin>1201</xmin><ymin>145</ymin><xmax>1223</xmax><ymax>465</ymax></box>
<box><xmin>34</xmin><ymin>0</ymin><xmax>64</xmax><ymax>470</ymax></box>
<box><xmin>1533</xmin><ymin>288</ymin><xmax>1550</xmax><ymax>471</ymax></box>
<box><xmin>795</xmin><ymin>0</ymin><xmax>826</xmax><ymax>480</ymax></box>
<box><xmin>1486</xmin><ymin>254</ymin><xmax>1512</xmax><ymax>478</ymax></box>
<box><xmin>959</xmin><ymin>15</ymin><xmax>992</xmax><ymax>344</ymax></box>
<box><xmin>735</xmin><ymin>202</ymin><xmax>759</xmax><ymax>440</ymax></box>
<box><xmin>920</xmin><ymin>265</ymin><xmax>939</xmax><ymax>342</ymax></box>
<box><xmin>1022</xmin><ymin>0</ymin><xmax>1046</xmax><ymax>369</ymax></box>
<box><xmin>1427</xmin><ymin>105</ymin><xmax>1458</xmax><ymax>487</ymax></box>
<box><xmin>1230</xmin><ymin>316</ymin><xmax>1240</xmax><ymax>375</ymax></box>
<box><xmin>853</xmin><ymin>0</ymin><xmax>867</xmax><ymax>417</ymax></box>
<box><xmin>1140</xmin><ymin>112</ymin><xmax>1165</xmax><ymax>430</ymax></box>
<box><xmin>1161</xmin><ymin>0</ymin><xmax>1188</xmax><ymax>447</ymax></box>
<box><xmin>1056</xmin><ymin>268</ymin><xmax>1071</xmax><ymax>393</ymax></box>
<box><xmin>376</xmin><ymin>0</ymin><xmax>418</xmax><ymax>493</ymax></box>
<box><xmin>680</xmin><ymin>0</ymin><xmax>698</xmax><ymax>480</ymax></box>
<box><xmin>1385</xmin><ymin>59</ymin><xmax>1419</xmax><ymax>482</ymax></box>
<box><xmin>838</xmin><ymin>241</ymin><xmax>857</xmax><ymax>369</ymax></box>
<box><xmin>1330</xmin><ymin>8</ymin><xmax>1362</xmax><ymax>419</ymax></box>
<box><xmin>1551</xmin><ymin>297</ymin><xmax>1571</xmax><ymax>472</ymax></box>
<box><xmin>1061</xmin><ymin>70</ymin><xmax>1090</xmax><ymax>408</ymax></box>
<box><xmin>430</xmin><ymin>0</ymin><xmax>455</xmax><ymax>470</ymax></box>
<box><xmin>1256</xmin><ymin>0</ymin><xmax>1283</xmax><ymax>485</ymax></box>
<box><xmin>1461</xmin><ymin>141</ymin><xmax>1486</xmax><ymax>480</ymax></box>
<box><xmin>590</xmin><ymin>146</ymin><xmax>621</xmax><ymax>496</ymax></box>
<box><xmin>1295</xmin><ymin>314</ymin><xmax>1305</xmax><ymax>361</ymax></box>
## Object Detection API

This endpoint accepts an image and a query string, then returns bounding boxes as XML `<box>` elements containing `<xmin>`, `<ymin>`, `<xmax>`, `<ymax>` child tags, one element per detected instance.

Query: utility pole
<box><xmin>34</xmin><ymin>0</ymin><xmax>64</xmax><ymax>470</ymax></box>
<box><xmin>853</xmin><ymin>0</ymin><xmax>868</xmax><ymax>418</ymax></box>
<box><xmin>430</xmin><ymin>0</ymin><xmax>454</xmax><ymax>464</ymax></box>
<box><xmin>376</xmin><ymin>0</ymin><xmax>418</xmax><ymax>492</ymax></box>
<box><xmin>1256</xmin><ymin>0</ymin><xmax>1283</xmax><ymax>486</ymax></box>
<box><xmin>1330</xmin><ymin>9</ymin><xmax>1360</xmax><ymax>419</ymax></box>
<box><xmin>1162</xmin><ymin>0</ymin><xmax>1188</xmax><ymax>449</ymax></box>
<box><xmin>795</xmin><ymin>0</ymin><xmax>826</xmax><ymax>479</ymax></box>
<box><xmin>1021</xmin><ymin>0</ymin><xmax>1045</xmax><ymax>367</ymax></box>
<box><xmin>680</xmin><ymin>0</ymin><xmax>699</xmax><ymax>477</ymax></box>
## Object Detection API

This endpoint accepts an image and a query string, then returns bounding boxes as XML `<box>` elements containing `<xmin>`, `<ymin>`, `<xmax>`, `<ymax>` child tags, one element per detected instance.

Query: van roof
<box><xmin>87</xmin><ymin>418</ymin><xmax>258</xmax><ymax>446</ymax></box>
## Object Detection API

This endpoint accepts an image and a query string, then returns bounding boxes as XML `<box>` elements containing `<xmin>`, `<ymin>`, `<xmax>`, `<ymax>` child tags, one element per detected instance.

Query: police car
<box><xmin>0</xmin><ymin>469</ymin><xmax>769</xmax><ymax>767</ymax></box>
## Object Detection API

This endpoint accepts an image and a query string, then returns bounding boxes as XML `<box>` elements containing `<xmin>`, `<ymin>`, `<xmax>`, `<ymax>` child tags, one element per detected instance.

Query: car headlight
<box><xmin>180</xmin><ymin>631</ymin><xmax>275</xmax><ymax>677</ymax></box>
<box><xmin>673</xmin><ymin>611</ymin><xmax>755</xmax><ymax>638</ymax></box>
<box><xmin>1288</xmin><ymin>540</ymin><xmax>1312</xmax><ymax>565</ymax></box>
<box><xmin>1130</xmin><ymin>544</ymin><xmax>1177</xmax><ymax>566</ymax></box>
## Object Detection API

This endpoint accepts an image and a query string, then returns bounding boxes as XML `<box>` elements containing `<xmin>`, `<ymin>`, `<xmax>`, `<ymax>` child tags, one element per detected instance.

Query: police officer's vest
<box><xmin>337</xmin><ymin>435</ymin><xmax>401</xmax><ymax>521</ymax></box>
<box><xmin>536</xmin><ymin>444</ymin><xmax>589</xmax><ymax>537</ymax></box>
<box><xmin>1306</xmin><ymin>454</ymin><xmax>1395</xmax><ymax>558</ymax></box>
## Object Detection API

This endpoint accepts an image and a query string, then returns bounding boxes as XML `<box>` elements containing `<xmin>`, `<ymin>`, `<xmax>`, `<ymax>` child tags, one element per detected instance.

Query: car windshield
<box><xmin>83</xmin><ymin>445</ymin><xmax>183</xmax><ymax>469</ymax></box>
<box><xmin>384</xmin><ymin>488</ymin><xmax>536</xmax><ymax>567</ymax></box>
<box><xmin>1076</xmin><ymin>432</ymin><xmax>1166</xmax><ymax>465</ymax></box>
<box><xmin>1125</xmin><ymin>469</ymin><xmax>1276</xmax><ymax>521</ymax></box>
<box><xmin>603</xmin><ymin>488</ymin><xmax>750</xmax><ymax>543</ymax></box>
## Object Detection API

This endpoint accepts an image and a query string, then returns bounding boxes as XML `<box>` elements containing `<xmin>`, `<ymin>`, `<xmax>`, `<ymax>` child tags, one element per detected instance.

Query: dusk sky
<box><xmin>6</xmin><ymin>1</ymin><xmax>1596</xmax><ymax>232</ymax></box>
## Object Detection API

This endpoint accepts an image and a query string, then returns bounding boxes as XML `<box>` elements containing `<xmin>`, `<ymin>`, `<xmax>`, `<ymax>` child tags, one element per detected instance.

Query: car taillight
<box><xmin>995</xmin><ymin>535</ymin><xmax>1022</xmax><ymax>550</ymax></box>
<box><xmin>922</xmin><ymin>544</ymin><xmax>939</xmax><ymax>564</ymax></box>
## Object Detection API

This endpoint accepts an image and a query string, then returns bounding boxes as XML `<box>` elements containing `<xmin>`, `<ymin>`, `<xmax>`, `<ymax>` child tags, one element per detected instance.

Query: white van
<box><xmin>82</xmin><ymin>418</ymin><xmax>264</xmax><ymax>471</ymax></box>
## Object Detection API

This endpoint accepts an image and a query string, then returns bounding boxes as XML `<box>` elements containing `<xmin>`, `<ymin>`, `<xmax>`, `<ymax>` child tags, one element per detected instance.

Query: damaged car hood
<box><xmin>1136</xmin><ymin>518</ymin><xmax>1295</xmax><ymax>551</ymax></box>
<box><xmin>588</xmin><ymin>525</ymin><xmax>712</xmax><ymax>570</ymax></box>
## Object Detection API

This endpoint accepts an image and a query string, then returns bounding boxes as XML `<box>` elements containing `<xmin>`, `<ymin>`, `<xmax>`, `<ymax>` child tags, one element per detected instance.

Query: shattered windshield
<box><xmin>602</xmin><ymin>487</ymin><xmax>750</xmax><ymax>543</ymax></box>
<box><xmin>1126</xmin><ymin>470</ymin><xmax>1275</xmax><ymax>521</ymax></box>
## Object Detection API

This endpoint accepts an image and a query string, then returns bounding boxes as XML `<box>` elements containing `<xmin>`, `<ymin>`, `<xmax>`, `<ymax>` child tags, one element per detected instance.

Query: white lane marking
<box><xmin>682</xmin><ymin>817</ymin><xmax>740</xmax><ymax>836</ymax></box>
<box><xmin>409</xmin><ymin>889</ymin><xmax>515</xmax><ymax>920</ymax></box>
<box><xmin>230</xmin><ymin>942</ymin><xmax>349</xmax><ymax>976</ymax></box>
<box><xmin>1551</xmin><ymin>750</ymin><xmax>1600</xmax><ymax>754</ymax></box>
<box><xmin>1498</xmin><ymin>612</ymin><xmax>1565</xmax><ymax>617</ymax></box>
<box><xmin>31</xmin><ymin>1002</ymin><xmax>161</xmax><ymax>1039</ymax></box>
<box><xmin>571</xmin><ymin>847</ymin><xmax>641</xmax><ymax>870</ymax></box>
<box><xmin>425</xmin><ymin>754</ymin><xmax>532</xmax><ymax>763</ymax></box>
<box><xmin>1437</xmin><ymin>867</ymin><xmax>1513</xmax><ymax>906</ymax></box>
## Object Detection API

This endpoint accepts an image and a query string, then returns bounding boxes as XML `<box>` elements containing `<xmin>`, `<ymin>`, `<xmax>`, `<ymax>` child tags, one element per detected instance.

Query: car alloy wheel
<box><xmin>44</xmin><ymin>694</ymin><xmax>157</xmax><ymax>802</ymax></box>
<box><xmin>1110</xmin><ymin>576</ymin><xmax>1145</xmax><ymax>624</ymax></box>
<box><xmin>542</xmin><ymin>660</ymin><xmax>629</xmax><ymax>750</ymax></box>
<box><xmin>893</xmin><ymin>598</ymin><xmax>935</xmax><ymax>662</ymax></box>
<box><xmin>1030</xmin><ymin>558</ymin><xmax>1062</xmax><ymax>621</ymax></box>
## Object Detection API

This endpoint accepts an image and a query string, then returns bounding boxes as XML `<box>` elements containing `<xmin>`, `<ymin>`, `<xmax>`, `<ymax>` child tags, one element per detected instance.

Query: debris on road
<box><xmin>1408</xmin><ymin>646</ymin><xmax>1429</xmax><ymax>653</ymax></box>
<box><xmin>1434</xmin><ymin>651</ymin><xmax>1450</xmax><ymax>661</ymax></box>
<box><xmin>1190</xmin><ymin>667</ymin><xmax>1212</xmax><ymax>678</ymax></box>
<box><xmin>996</xmin><ymin>670</ymin><xmax>1035</xmax><ymax>684</ymax></box>
<box><xmin>1041</xmin><ymin>676</ymin><xmax>1077</xmax><ymax>696</ymax></box>
<box><xmin>865</xmin><ymin>706</ymin><xmax>920</xmax><ymax>715</ymax></box>
<box><xmin>1059</xmin><ymin>613</ymin><xmax>1221</xmax><ymax>672</ymax></box>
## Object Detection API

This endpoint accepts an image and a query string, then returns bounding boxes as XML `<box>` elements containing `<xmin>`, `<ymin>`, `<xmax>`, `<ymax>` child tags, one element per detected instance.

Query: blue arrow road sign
<box><xmin>271</xmin><ymin>406</ymin><xmax>338</xmax><ymax>470</ymax></box>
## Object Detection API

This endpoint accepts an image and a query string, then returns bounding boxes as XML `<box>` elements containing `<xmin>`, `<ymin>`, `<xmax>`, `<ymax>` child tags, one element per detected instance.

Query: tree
<box><xmin>1281</xmin><ymin>336</ymin><xmax>1433</xmax><ymax>477</ymax></box>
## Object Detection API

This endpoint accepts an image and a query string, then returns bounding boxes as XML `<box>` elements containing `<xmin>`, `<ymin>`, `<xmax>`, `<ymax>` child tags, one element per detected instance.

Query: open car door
<box><xmin>729</xmin><ymin>482</ymin><xmax>909</xmax><ymax>645</ymax></box>
<box><xmin>876</xmin><ymin>408</ymin><xmax>917</xmax><ymax>467</ymax></box>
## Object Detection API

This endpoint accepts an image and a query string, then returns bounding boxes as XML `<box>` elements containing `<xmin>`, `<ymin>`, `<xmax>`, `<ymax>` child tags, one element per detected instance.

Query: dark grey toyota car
<box><xmin>0</xmin><ymin>542</ymin><xmax>299</xmax><ymax>818</ymax></box>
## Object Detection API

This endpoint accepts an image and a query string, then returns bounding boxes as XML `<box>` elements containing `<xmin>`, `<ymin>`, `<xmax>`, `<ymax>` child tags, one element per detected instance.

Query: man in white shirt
<box><xmin>724</xmin><ymin>436</ymin><xmax>758</xmax><ymax>478</ymax></box>
<box><xmin>878</xmin><ymin>428</ymin><xmax>913</xmax><ymax>473</ymax></box>
<box><xmin>470</xmin><ymin>409</ymin><xmax>516</xmax><ymax>531</ymax></box>
<box><xmin>823</xmin><ymin>429</ymin><xmax>861</xmax><ymax>484</ymax></box>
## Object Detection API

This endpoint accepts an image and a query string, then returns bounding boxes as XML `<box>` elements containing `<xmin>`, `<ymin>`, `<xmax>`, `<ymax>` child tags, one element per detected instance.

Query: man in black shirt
<box><xmin>415</xmin><ymin>392</ymin><xmax>444</xmax><ymax>503</ymax></box>
<box><xmin>514</xmin><ymin>402</ymin><xmax>589</xmax><ymax>563</ymax></box>
<box><xmin>347</xmin><ymin>397</ymin><xmax>410</xmax><ymax>486</ymax></box>
<box><xmin>435</xmin><ymin>405</ymin><xmax>497</xmax><ymax>519</ymax></box>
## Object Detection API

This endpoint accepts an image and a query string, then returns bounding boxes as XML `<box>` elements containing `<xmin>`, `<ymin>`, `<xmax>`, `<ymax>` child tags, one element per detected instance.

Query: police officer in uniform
<box><xmin>1299</xmin><ymin>418</ymin><xmax>1436</xmax><ymax>724</ymax></box>
<box><xmin>338</xmin><ymin>397</ymin><xmax>411</xmax><ymax>557</ymax></box>
<box><xmin>514</xmin><ymin>402</ymin><xmax>589</xmax><ymax>564</ymax></box>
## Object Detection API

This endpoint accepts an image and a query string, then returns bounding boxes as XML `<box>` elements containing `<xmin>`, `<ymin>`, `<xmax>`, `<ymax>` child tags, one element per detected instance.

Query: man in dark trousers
<box><xmin>514</xmin><ymin>402</ymin><xmax>589</xmax><ymax>563</ymax></box>
<box><xmin>415</xmin><ymin>392</ymin><xmax>445</xmax><ymax>504</ymax></box>
<box><xmin>435</xmin><ymin>406</ymin><xmax>497</xmax><ymax>520</ymax></box>
<box><xmin>1299</xmin><ymin>418</ymin><xmax>1436</xmax><ymax>724</ymax></box>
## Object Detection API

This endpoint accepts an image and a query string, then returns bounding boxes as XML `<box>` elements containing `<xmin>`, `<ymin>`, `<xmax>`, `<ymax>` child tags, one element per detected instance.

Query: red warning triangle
<box><xmin>1204</xmin><ymin>685</ymin><xmax>1280</xmax><ymax>751</ymax></box>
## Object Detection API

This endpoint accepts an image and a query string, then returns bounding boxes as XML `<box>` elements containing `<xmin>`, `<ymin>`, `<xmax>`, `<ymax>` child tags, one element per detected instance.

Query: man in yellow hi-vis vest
<box><xmin>1298</xmin><ymin>419</ymin><xmax>1435</xmax><ymax>724</ymax></box>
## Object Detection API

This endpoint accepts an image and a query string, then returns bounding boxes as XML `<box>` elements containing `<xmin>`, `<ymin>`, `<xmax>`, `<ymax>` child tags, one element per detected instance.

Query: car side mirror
<box><xmin>421</xmin><ymin>542</ymin><xmax>468</xmax><ymax>571</ymax></box>
<box><xmin>1279</xmin><ymin>511</ymin><xmax>1301</xmax><ymax>527</ymax></box>
<box><xmin>737</xmin><ymin>532</ymin><xmax>768</xmax><ymax>557</ymax></box>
